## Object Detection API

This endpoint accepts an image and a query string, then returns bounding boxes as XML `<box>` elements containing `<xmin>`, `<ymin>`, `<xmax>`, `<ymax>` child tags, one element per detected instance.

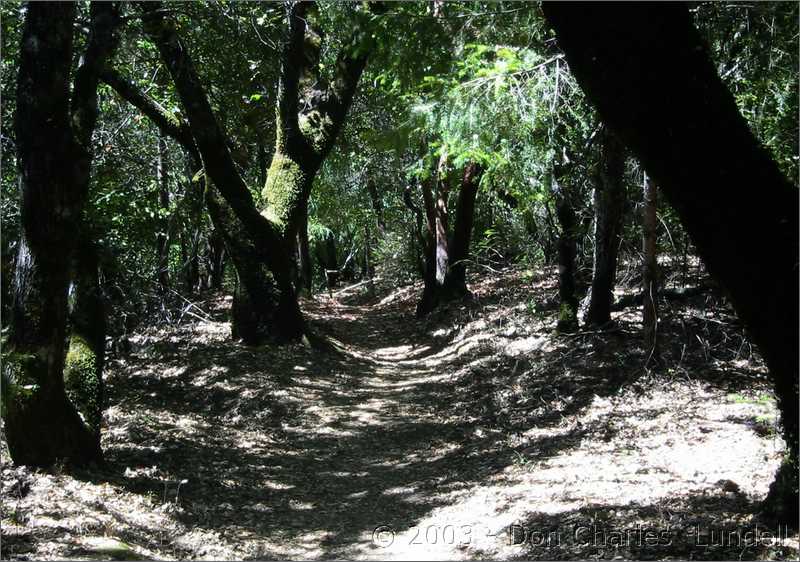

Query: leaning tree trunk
<box><xmin>99</xmin><ymin>64</ymin><xmax>302</xmax><ymax>343</ymax></box>
<box><xmin>552</xmin><ymin>168</ymin><xmax>579</xmax><ymax>333</ymax></box>
<box><xmin>141</xmin><ymin>3</ymin><xmax>305</xmax><ymax>342</ymax></box>
<box><xmin>641</xmin><ymin>172</ymin><xmax>659</xmax><ymax>365</ymax></box>
<box><xmin>204</xmin><ymin>174</ymin><xmax>286</xmax><ymax>345</ymax></box>
<box><xmin>2</xmin><ymin>2</ymin><xmax>119</xmax><ymax>467</ymax></box>
<box><xmin>543</xmin><ymin>2</ymin><xmax>799</xmax><ymax>523</ymax></box>
<box><xmin>64</xmin><ymin>235</ymin><xmax>107</xmax><ymax>439</ymax></box>
<box><xmin>585</xmin><ymin>128</ymin><xmax>626</xmax><ymax>327</ymax></box>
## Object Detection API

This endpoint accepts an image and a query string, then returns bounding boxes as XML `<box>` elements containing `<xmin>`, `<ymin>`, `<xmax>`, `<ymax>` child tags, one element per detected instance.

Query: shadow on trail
<box><xmin>81</xmin><ymin>272</ymin><xmax>786</xmax><ymax>560</ymax></box>
<box><xmin>88</xmin><ymin>290</ymin><xmax>640</xmax><ymax>559</ymax></box>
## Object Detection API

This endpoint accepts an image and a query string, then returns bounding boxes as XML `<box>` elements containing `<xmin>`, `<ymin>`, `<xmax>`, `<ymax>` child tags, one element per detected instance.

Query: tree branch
<box><xmin>100</xmin><ymin>67</ymin><xmax>196</xmax><ymax>157</ymax></box>
<box><xmin>275</xmin><ymin>1</ymin><xmax>309</xmax><ymax>154</ymax></box>
<box><xmin>71</xmin><ymin>2</ymin><xmax>121</xmax><ymax>147</ymax></box>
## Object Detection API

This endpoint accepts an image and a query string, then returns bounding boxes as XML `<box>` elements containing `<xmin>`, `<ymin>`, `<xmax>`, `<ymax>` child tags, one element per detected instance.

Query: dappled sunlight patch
<box><xmin>2</xmin><ymin>267</ymin><xmax>796</xmax><ymax>560</ymax></box>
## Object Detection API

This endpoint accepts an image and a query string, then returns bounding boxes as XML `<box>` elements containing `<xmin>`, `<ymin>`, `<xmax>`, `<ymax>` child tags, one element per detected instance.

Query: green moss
<box><xmin>262</xmin><ymin>151</ymin><xmax>307</xmax><ymax>233</ymax></box>
<box><xmin>298</xmin><ymin>111</ymin><xmax>332</xmax><ymax>154</ymax></box>
<box><xmin>556</xmin><ymin>302</ymin><xmax>578</xmax><ymax>333</ymax></box>
<box><xmin>1</xmin><ymin>351</ymin><xmax>42</xmax><ymax>418</ymax></box>
<box><xmin>558</xmin><ymin>302</ymin><xmax>576</xmax><ymax>322</ymax></box>
<box><xmin>64</xmin><ymin>335</ymin><xmax>102</xmax><ymax>434</ymax></box>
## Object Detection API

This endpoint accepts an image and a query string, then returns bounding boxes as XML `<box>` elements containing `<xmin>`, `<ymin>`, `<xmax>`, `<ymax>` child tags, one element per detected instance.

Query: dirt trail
<box><xmin>1</xmin><ymin>271</ymin><xmax>797</xmax><ymax>560</ymax></box>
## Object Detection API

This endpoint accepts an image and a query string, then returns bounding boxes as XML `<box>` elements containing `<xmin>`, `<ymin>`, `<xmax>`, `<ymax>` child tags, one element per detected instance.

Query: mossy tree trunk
<box><xmin>203</xmin><ymin>168</ymin><xmax>287</xmax><ymax>344</ymax></box>
<box><xmin>2</xmin><ymin>2</ymin><xmax>119</xmax><ymax>467</ymax></box>
<box><xmin>100</xmin><ymin>67</ymin><xmax>298</xmax><ymax>343</ymax></box>
<box><xmin>543</xmin><ymin>1</ymin><xmax>798</xmax><ymax>524</ymax></box>
<box><xmin>585</xmin><ymin>128</ymin><xmax>626</xmax><ymax>327</ymax></box>
<box><xmin>64</xmin><ymin>235</ymin><xmax>107</xmax><ymax>439</ymax></box>
<box><xmin>140</xmin><ymin>3</ymin><xmax>306</xmax><ymax>342</ymax></box>
<box><xmin>261</xmin><ymin>2</ymin><xmax>369</xmax><ymax>294</ymax></box>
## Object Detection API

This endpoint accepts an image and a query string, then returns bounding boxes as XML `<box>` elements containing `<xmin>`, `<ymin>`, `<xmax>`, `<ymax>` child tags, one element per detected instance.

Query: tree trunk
<box><xmin>542</xmin><ymin>1</ymin><xmax>798</xmax><ymax>523</ymax></box>
<box><xmin>552</xmin><ymin>168</ymin><xmax>579</xmax><ymax>333</ymax></box>
<box><xmin>416</xmin><ymin>174</ymin><xmax>446</xmax><ymax>317</ymax></box>
<box><xmin>417</xmin><ymin>161</ymin><xmax>483</xmax><ymax>317</ymax></box>
<box><xmin>262</xmin><ymin>149</ymin><xmax>319</xmax><ymax>254</ymax></box>
<box><xmin>207</xmin><ymin>228</ymin><xmax>226</xmax><ymax>290</ymax></box>
<box><xmin>642</xmin><ymin>173</ymin><xmax>659</xmax><ymax>364</ymax></box>
<box><xmin>203</xmin><ymin>173</ymin><xmax>289</xmax><ymax>345</ymax></box>
<box><xmin>260</xmin><ymin>1</ymin><xmax>369</xmax><ymax>282</ymax></box>
<box><xmin>2</xmin><ymin>2</ymin><xmax>118</xmax><ymax>467</ymax></box>
<box><xmin>64</xmin><ymin>235</ymin><xmax>107</xmax><ymax>439</ymax></box>
<box><xmin>155</xmin><ymin>134</ymin><xmax>170</xmax><ymax>293</ymax></box>
<box><xmin>443</xmin><ymin>162</ymin><xmax>484</xmax><ymax>296</ymax></box>
<box><xmin>586</xmin><ymin>128</ymin><xmax>626</xmax><ymax>327</ymax></box>
<box><xmin>100</xmin><ymin>65</ymin><xmax>301</xmax><ymax>343</ymax></box>
<box><xmin>367</xmin><ymin>178</ymin><xmax>387</xmax><ymax>237</ymax></box>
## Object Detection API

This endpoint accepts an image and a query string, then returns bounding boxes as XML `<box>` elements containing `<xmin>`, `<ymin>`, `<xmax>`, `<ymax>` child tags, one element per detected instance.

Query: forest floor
<box><xmin>1</xmin><ymin>266</ymin><xmax>798</xmax><ymax>561</ymax></box>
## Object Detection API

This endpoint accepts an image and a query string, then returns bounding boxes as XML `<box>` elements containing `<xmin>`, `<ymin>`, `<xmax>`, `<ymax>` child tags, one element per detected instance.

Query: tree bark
<box><xmin>155</xmin><ymin>134</ymin><xmax>170</xmax><ymax>293</ymax></box>
<box><xmin>64</xmin><ymin>234</ymin><xmax>107</xmax><ymax>439</ymax></box>
<box><xmin>586</xmin><ymin>128</ymin><xmax>626</xmax><ymax>327</ymax></box>
<box><xmin>2</xmin><ymin>2</ymin><xmax>119</xmax><ymax>467</ymax></box>
<box><xmin>543</xmin><ymin>1</ymin><xmax>798</xmax><ymax>523</ymax></box>
<box><xmin>642</xmin><ymin>173</ymin><xmax>659</xmax><ymax>364</ymax></box>
<box><xmin>416</xmin><ymin>160</ymin><xmax>483</xmax><ymax>317</ymax></box>
<box><xmin>552</xmin><ymin>165</ymin><xmax>579</xmax><ymax>333</ymax></box>
<box><xmin>443</xmin><ymin>162</ymin><xmax>484</xmax><ymax>296</ymax></box>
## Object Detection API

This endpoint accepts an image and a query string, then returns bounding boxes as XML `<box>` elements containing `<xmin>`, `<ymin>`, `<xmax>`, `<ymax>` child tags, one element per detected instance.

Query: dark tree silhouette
<box><xmin>586</xmin><ymin>128</ymin><xmax>626</xmax><ymax>327</ymax></box>
<box><xmin>2</xmin><ymin>2</ymin><xmax>120</xmax><ymax>466</ymax></box>
<box><xmin>543</xmin><ymin>1</ymin><xmax>799</xmax><ymax>523</ymax></box>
